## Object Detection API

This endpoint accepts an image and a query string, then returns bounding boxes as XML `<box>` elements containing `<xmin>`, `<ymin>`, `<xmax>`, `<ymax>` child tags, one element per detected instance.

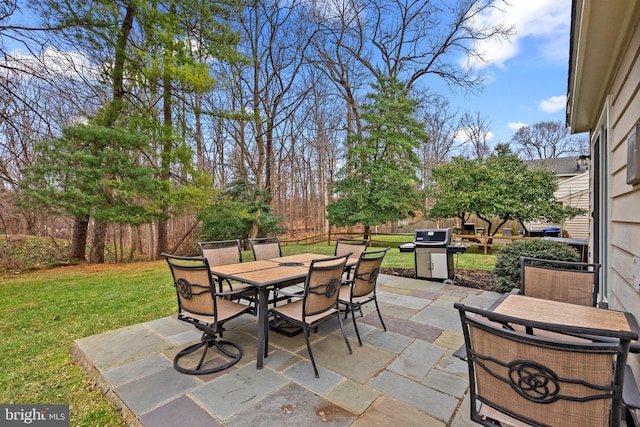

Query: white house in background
<box><xmin>554</xmin><ymin>172</ymin><xmax>589</xmax><ymax>239</ymax></box>
<box><xmin>524</xmin><ymin>156</ymin><xmax>590</xmax><ymax>239</ymax></box>
<box><xmin>567</xmin><ymin>0</ymin><xmax>640</xmax><ymax>381</ymax></box>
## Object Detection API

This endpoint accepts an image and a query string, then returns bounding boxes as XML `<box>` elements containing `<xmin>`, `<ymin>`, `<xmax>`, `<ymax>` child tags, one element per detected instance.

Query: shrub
<box><xmin>0</xmin><ymin>236</ymin><xmax>72</xmax><ymax>272</ymax></box>
<box><xmin>198</xmin><ymin>199</ymin><xmax>254</xmax><ymax>242</ymax></box>
<box><xmin>493</xmin><ymin>239</ymin><xmax>580</xmax><ymax>292</ymax></box>
<box><xmin>197</xmin><ymin>199</ymin><xmax>285</xmax><ymax>243</ymax></box>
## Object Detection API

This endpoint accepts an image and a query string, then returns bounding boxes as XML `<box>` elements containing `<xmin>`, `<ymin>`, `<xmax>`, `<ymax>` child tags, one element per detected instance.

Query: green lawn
<box><xmin>278</xmin><ymin>242</ymin><xmax>496</xmax><ymax>271</ymax></box>
<box><xmin>0</xmin><ymin>245</ymin><xmax>495</xmax><ymax>426</ymax></box>
<box><xmin>0</xmin><ymin>262</ymin><xmax>175</xmax><ymax>426</ymax></box>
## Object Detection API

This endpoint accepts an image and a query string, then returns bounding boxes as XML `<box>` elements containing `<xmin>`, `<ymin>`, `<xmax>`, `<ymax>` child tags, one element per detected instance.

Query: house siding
<box><xmin>526</xmin><ymin>172</ymin><xmax>589</xmax><ymax>239</ymax></box>
<box><xmin>556</xmin><ymin>172</ymin><xmax>589</xmax><ymax>239</ymax></box>
<box><xmin>568</xmin><ymin>0</ymin><xmax>640</xmax><ymax>392</ymax></box>
<box><xmin>607</xmin><ymin>19</ymin><xmax>640</xmax><ymax>318</ymax></box>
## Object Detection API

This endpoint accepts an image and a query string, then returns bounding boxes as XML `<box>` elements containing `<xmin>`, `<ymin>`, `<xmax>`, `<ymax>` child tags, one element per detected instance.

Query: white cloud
<box><xmin>486</xmin><ymin>131</ymin><xmax>495</xmax><ymax>141</ymax></box>
<box><xmin>508</xmin><ymin>122</ymin><xmax>528</xmax><ymax>130</ymax></box>
<box><xmin>7</xmin><ymin>47</ymin><xmax>96</xmax><ymax>79</ymax></box>
<box><xmin>539</xmin><ymin>95</ymin><xmax>566</xmax><ymax>113</ymax></box>
<box><xmin>464</xmin><ymin>0</ymin><xmax>571</xmax><ymax>70</ymax></box>
<box><xmin>454</xmin><ymin>128</ymin><xmax>495</xmax><ymax>144</ymax></box>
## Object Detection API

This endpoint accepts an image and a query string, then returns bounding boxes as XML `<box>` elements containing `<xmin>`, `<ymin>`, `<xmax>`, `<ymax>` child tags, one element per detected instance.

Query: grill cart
<box><xmin>399</xmin><ymin>228</ymin><xmax>468</xmax><ymax>282</ymax></box>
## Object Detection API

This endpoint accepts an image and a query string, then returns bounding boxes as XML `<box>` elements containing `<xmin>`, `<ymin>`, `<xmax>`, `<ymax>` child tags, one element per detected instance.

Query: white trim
<box><xmin>593</xmin><ymin>99</ymin><xmax>610</xmax><ymax>301</ymax></box>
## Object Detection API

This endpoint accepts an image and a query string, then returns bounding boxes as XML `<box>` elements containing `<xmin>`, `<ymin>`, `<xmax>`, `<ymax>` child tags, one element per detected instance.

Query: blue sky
<box><xmin>441</xmin><ymin>0</ymin><xmax>575</xmax><ymax>144</ymax></box>
<box><xmin>6</xmin><ymin>0</ymin><xmax>575</xmax><ymax>146</ymax></box>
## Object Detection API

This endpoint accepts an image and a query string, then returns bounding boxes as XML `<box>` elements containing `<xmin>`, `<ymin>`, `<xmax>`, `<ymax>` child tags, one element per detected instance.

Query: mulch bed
<box><xmin>380</xmin><ymin>267</ymin><xmax>500</xmax><ymax>292</ymax></box>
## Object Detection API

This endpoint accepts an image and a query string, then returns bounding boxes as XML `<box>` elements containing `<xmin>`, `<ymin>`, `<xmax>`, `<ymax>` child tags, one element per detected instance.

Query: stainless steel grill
<box><xmin>414</xmin><ymin>228</ymin><xmax>452</xmax><ymax>246</ymax></box>
<box><xmin>399</xmin><ymin>228</ymin><xmax>467</xmax><ymax>281</ymax></box>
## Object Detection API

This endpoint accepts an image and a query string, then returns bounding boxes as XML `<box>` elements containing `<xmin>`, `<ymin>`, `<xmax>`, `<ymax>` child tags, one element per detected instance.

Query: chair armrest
<box><xmin>272</xmin><ymin>289</ymin><xmax>303</xmax><ymax>299</ymax></box>
<box><xmin>218</xmin><ymin>288</ymin><xmax>256</xmax><ymax>298</ymax></box>
<box><xmin>453</xmin><ymin>344</ymin><xmax>467</xmax><ymax>361</ymax></box>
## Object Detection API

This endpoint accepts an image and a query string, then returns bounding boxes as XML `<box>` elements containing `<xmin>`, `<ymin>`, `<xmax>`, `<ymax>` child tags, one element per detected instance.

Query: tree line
<box><xmin>0</xmin><ymin>0</ymin><xmax>586</xmax><ymax>263</ymax></box>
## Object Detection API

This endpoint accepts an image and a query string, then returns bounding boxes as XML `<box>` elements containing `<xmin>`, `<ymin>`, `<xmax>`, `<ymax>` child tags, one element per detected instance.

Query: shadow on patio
<box><xmin>71</xmin><ymin>275</ymin><xmax>501</xmax><ymax>427</ymax></box>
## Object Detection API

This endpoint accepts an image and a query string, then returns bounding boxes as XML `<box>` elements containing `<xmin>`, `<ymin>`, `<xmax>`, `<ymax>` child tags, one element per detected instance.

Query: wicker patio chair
<box><xmin>338</xmin><ymin>247</ymin><xmax>389</xmax><ymax>346</ymax></box>
<box><xmin>197</xmin><ymin>240</ymin><xmax>256</xmax><ymax>305</ymax></box>
<box><xmin>519</xmin><ymin>256</ymin><xmax>601</xmax><ymax>307</ymax></box>
<box><xmin>163</xmin><ymin>254</ymin><xmax>254</xmax><ymax>375</ymax></box>
<box><xmin>248</xmin><ymin>237</ymin><xmax>282</xmax><ymax>260</ymax></box>
<box><xmin>455</xmin><ymin>302</ymin><xmax>640</xmax><ymax>426</ymax></box>
<box><xmin>269</xmin><ymin>254</ymin><xmax>352</xmax><ymax>377</ymax></box>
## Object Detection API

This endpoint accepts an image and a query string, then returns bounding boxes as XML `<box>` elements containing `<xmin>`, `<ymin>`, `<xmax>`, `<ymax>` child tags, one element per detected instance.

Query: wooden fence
<box><xmin>280</xmin><ymin>231</ymin><xmax>526</xmax><ymax>254</ymax></box>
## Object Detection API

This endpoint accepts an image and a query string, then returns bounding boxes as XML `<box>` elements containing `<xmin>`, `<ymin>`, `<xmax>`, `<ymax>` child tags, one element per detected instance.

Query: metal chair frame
<box><xmin>520</xmin><ymin>256</ymin><xmax>601</xmax><ymax>307</ymax></box>
<box><xmin>269</xmin><ymin>254</ymin><xmax>352</xmax><ymax>377</ymax></box>
<box><xmin>248</xmin><ymin>237</ymin><xmax>282</xmax><ymax>261</ymax></box>
<box><xmin>334</xmin><ymin>238</ymin><xmax>369</xmax><ymax>278</ymax></box>
<box><xmin>197</xmin><ymin>240</ymin><xmax>256</xmax><ymax>305</ymax></box>
<box><xmin>339</xmin><ymin>248</ymin><xmax>389</xmax><ymax>346</ymax></box>
<box><xmin>455</xmin><ymin>302</ymin><xmax>638</xmax><ymax>426</ymax></box>
<box><xmin>164</xmin><ymin>254</ymin><xmax>253</xmax><ymax>375</ymax></box>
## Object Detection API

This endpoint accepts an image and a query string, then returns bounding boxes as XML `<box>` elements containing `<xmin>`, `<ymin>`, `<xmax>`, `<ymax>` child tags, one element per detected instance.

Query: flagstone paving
<box><xmin>71</xmin><ymin>274</ymin><xmax>502</xmax><ymax>426</ymax></box>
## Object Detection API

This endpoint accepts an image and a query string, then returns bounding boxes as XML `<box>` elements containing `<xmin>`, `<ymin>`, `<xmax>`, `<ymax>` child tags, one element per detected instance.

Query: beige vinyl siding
<box><xmin>556</xmin><ymin>173</ymin><xmax>590</xmax><ymax>239</ymax></box>
<box><xmin>527</xmin><ymin>172</ymin><xmax>589</xmax><ymax>239</ymax></box>
<box><xmin>606</xmin><ymin>20</ymin><xmax>640</xmax><ymax>321</ymax></box>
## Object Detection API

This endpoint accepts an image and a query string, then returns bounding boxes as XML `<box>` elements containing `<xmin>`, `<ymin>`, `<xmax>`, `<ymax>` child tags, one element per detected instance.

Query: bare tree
<box><xmin>510</xmin><ymin>120</ymin><xmax>590</xmax><ymax>159</ymax></box>
<box><xmin>305</xmin><ymin>0</ymin><xmax>371</xmax><ymax>138</ymax></box>
<box><xmin>230</xmin><ymin>0</ymin><xmax>316</xmax><ymax>236</ymax></box>
<box><xmin>1</xmin><ymin>3</ymin><xmax>102</xmax><ymax>245</ymax></box>
<box><xmin>459</xmin><ymin>111</ymin><xmax>492</xmax><ymax>159</ymax></box>
<box><xmin>416</xmin><ymin>92</ymin><xmax>461</xmax><ymax>182</ymax></box>
<box><xmin>330</xmin><ymin>0</ymin><xmax>513</xmax><ymax>90</ymax></box>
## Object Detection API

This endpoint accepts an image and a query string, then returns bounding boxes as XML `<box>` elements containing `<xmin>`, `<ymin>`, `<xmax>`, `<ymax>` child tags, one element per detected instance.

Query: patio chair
<box><xmin>268</xmin><ymin>254</ymin><xmax>352</xmax><ymax>377</ymax></box>
<box><xmin>248</xmin><ymin>237</ymin><xmax>282</xmax><ymax>260</ymax></box>
<box><xmin>198</xmin><ymin>240</ymin><xmax>256</xmax><ymax>305</ymax></box>
<box><xmin>454</xmin><ymin>302</ymin><xmax>640</xmax><ymax>426</ymax></box>
<box><xmin>334</xmin><ymin>237</ymin><xmax>369</xmax><ymax>278</ymax></box>
<box><xmin>163</xmin><ymin>254</ymin><xmax>254</xmax><ymax>375</ymax></box>
<box><xmin>519</xmin><ymin>256</ymin><xmax>601</xmax><ymax>307</ymax></box>
<box><xmin>338</xmin><ymin>247</ymin><xmax>390</xmax><ymax>346</ymax></box>
<box><xmin>248</xmin><ymin>236</ymin><xmax>305</xmax><ymax>306</ymax></box>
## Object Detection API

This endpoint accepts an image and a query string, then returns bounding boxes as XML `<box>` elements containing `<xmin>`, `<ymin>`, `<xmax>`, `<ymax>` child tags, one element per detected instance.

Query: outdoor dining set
<box><xmin>162</xmin><ymin>237</ymin><xmax>640</xmax><ymax>426</ymax></box>
<box><xmin>162</xmin><ymin>237</ymin><xmax>387</xmax><ymax>379</ymax></box>
<box><xmin>455</xmin><ymin>256</ymin><xmax>640</xmax><ymax>426</ymax></box>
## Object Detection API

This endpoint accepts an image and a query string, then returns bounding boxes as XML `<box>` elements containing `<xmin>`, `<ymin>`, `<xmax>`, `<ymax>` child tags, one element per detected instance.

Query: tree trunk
<box><xmin>156</xmin><ymin>216</ymin><xmax>168</xmax><ymax>259</ymax></box>
<box><xmin>84</xmin><ymin>4</ymin><xmax>135</xmax><ymax>263</ymax></box>
<box><xmin>169</xmin><ymin>220</ymin><xmax>200</xmax><ymax>254</ymax></box>
<box><xmin>156</xmin><ymin>45</ymin><xmax>173</xmax><ymax>260</ymax></box>
<box><xmin>89</xmin><ymin>219</ymin><xmax>108</xmax><ymax>263</ymax></box>
<box><xmin>70</xmin><ymin>215</ymin><xmax>89</xmax><ymax>262</ymax></box>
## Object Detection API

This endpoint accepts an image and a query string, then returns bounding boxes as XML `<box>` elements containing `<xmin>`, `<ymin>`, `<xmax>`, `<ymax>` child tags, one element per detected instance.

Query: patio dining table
<box><xmin>454</xmin><ymin>293</ymin><xmax>640</xmax><ymax>360</ymax></box>
<box><xmin>490</xmin><ymin>293</ymin><xmax>638</xmax><ymax>334</ymax></box>
<box><xmin>208</xmin><ymin>253</ymin><xmax>359</xmax><ymax>369</ymax></box>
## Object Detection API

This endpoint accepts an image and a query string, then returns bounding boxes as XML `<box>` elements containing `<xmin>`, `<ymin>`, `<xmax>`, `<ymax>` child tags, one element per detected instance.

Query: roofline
<box><xmin>566</xmin><ymin>1</ymin><xmax>640</xmax><ymax>134</ymax></box>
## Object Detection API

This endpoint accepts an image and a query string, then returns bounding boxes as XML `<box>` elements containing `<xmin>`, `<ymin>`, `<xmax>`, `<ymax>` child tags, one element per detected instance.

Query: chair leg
<box><xmin>174</xmin><ymin>334</ymin><xmax>242</xmax><ymax>375</ymax></box>
<box><xmin>302</xmin><ymin>323</ymin><xmax>319</xmax><ymax>378</ymax></box>
<box><xmin>350</xmin><ymin>303</ymin><xmax>363</xmax><ymax>346</ymax></box>
<box><xmin>374</xmin><ymin>298</ymin><xmax>386</xmax><ymax>331</ymax></box>
<box><xmin>338</xmin><ymin>311</ymin><xmax>353</xmax><ymax>354</ymax></box>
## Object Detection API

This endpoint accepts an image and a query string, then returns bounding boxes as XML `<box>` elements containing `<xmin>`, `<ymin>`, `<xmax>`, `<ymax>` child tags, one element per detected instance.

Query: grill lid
<box><xmin>414</xmin><ymin>228</ymin><xmax>452</xmax><ymax>245</ymax></box>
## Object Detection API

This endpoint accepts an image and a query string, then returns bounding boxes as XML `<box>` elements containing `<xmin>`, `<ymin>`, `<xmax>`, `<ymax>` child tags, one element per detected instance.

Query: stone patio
<box><xmin>71</xmin><ymin>275</ymin><xmax>502</xmax><ymax>426</ymax></box>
